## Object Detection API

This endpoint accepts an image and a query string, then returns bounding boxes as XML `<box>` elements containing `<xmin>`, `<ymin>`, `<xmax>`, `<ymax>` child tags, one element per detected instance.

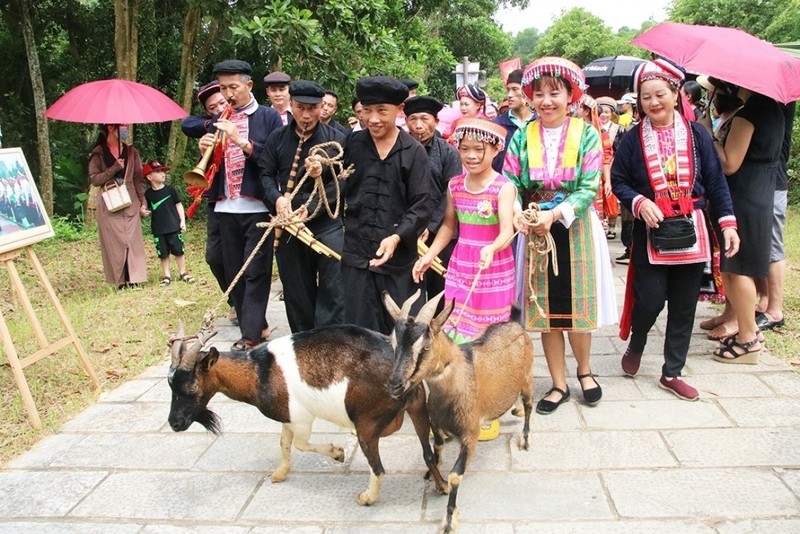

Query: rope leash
<box><xmin>200</xmin><ymin>141</ymin><xmax>352</xmax><ymax>331</ymax></box>
<box><xmin>519</xmin><ymin>202</ymin><xmax>558</xmax><ymax>318</ymax></box>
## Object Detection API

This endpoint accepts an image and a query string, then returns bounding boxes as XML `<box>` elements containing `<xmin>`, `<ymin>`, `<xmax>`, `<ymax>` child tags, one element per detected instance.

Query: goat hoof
<box><xmin>333</xmin><ymin>447</ymin><xmax>345</xmax><ymax>462</ymax></box>
<box><xmin>518</xmin><ymin>436</ymin><xmax>530</xmax><ymax>451</ymax></box>
<box><xmin>270</xmin><ymin>469</ymin><xmax>288</xmax><ymax>483</ymax></box>
<box><xmin>356</xmin><ymin>490</ymin><xmax>377</xmax><ymax>506</ymax></box>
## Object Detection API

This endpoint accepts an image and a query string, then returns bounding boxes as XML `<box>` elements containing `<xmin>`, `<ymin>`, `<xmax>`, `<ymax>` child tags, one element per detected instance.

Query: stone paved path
<box><xmin>1</xmin><ymin>241</ymin><xmax>799</xmax><ymax>533</ymax></box>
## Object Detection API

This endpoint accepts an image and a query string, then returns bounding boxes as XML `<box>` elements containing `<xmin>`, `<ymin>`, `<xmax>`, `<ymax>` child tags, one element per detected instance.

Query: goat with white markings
<box><xmin>384</xmin><ymin>290</ymin><xmax>534</xmax><ymax>533</ymax></box>
<box><xmin>167</xmin><ymin>324</ymin><xmax>447</xmax><ymax>505</ymax></box>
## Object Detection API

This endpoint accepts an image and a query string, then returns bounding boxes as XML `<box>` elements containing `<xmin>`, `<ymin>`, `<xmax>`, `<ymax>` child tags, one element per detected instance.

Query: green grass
<box><xmin>0</xmin><ymin>219</ymin><xmax>221</xmax><ymax>463</ymax></box>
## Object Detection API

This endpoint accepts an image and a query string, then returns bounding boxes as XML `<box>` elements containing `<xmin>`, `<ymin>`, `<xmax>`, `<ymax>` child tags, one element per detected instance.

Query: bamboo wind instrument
<box><xmin>274</xmin><ymin>124</ymin><xmax>308</xmax><ymax>250</ymax></box>
<box><xmin>282</xmin><ymin>215</ymin><xmax>341</xmax><ymax>260</ymax></box>
<box><xmin>417</xmin><ymin>239</ymin><xmax>447</xmax><ymax>277</ymax></box>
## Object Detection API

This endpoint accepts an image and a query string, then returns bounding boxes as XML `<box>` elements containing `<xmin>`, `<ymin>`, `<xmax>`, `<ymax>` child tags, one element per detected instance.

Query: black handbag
<box><xmin>649</xmin><ymin>215</ymin><xmax>696</xmax><ymax>250</ymax></box>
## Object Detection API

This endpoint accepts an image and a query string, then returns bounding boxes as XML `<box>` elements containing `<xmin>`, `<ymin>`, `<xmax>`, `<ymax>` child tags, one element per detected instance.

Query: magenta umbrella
<box><xmin>632</xmin><ymin>22</ymin><xmax>800</xmax><ymax>104</ymax></box>
<box><xmin>45</xmin><ymin>78</ymin><xmax>187</xmax><ymax>124</ymax></box>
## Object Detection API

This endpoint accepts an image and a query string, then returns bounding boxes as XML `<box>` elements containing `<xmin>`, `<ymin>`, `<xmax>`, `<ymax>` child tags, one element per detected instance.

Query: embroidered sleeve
<box><xmin>502</xmin><ymin>128</ymin><xmax>527</xmax><ymax>203</ymax></box>
<box><xmin>563</xmin><ymin>123</ymin><xmax>602</xmax><ymax>216</ymax></box>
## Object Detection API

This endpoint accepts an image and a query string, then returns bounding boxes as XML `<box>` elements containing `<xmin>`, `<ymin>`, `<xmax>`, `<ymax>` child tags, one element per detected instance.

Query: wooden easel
<box><xmin>0</xmin><ymin>245</ymin><xmax>100</xmax><ymax>428</ymax></box>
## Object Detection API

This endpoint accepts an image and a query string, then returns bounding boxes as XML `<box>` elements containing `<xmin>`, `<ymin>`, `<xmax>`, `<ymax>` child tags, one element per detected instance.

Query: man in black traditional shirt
<box><xmin>404</xmin><ymin>95</ymin><xmax>461</xmax><ymax>308</ymax></box>
<box><xmin>260</xmin><ymin>80</ymin><xmax>348</xmax><ymax>332</ymax></box>
<box><xmin>341</xmin><ymin>76</ymin><xmax>434</xmax><ymax>334</ymax></box>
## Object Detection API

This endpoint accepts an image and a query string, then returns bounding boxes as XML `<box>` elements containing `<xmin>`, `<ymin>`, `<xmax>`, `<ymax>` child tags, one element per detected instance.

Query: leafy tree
<box><xmin>668</xmin><ymin>0</ymin><xmax>791</xmax><ymax>39</ymax></box>
<box><xmin>511</xmin><ymin>27</ymin><xmax>540</xmax><ymax>64</ymax></box>
<box><xmin>533</xmin><ymin>8</ymin><xmax>640</xmax><ymax>67</ymax></box>
<box><xmin>764</xmin><ymin>0</ymin><xmax>800</xmax><ymax>44</ymax></box>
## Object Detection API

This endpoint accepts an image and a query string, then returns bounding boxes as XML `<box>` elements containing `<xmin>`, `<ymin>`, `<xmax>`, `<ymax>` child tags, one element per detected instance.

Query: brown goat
<box><xmin>384</xmin><ymin>290</ymin><xmax>534</xmax><ymax>533</ymax></box>
<box><xmin>167</xmin><ymin>323</ymin><xmax>447</xmax><ymax>505</ymax></box>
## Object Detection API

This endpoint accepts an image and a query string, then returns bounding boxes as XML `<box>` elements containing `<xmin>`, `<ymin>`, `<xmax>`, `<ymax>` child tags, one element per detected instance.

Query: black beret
<box><xmin>403</xmin><ymin>95</ymin><xmax>444</xmax><ymax>118</ymax></box>
<box><xmin>290</xmin><ymin>80</ymin><xmax>325</xmax><ymax>104</ymax></box>
<box><xmin>506</xmin><ymin>69</ymin><xmax>523</xmax><ymax>86</ymax></box>
<box><xmin>212</xmin><ymin>59</ymin><xmax>252</xmax><ymax>76</ymax></box>
<box><xmin>263</xmin><ymin>71</ymin><xmax>291</xmax><ymax>86</ymax></box>
<box><xmin>356</xmin><ymin>76</ymin><xmax>409</xmax><ymax>106</ymax></box>
<box><xmin>400</xmin><ymin>78</ymin><xmax>419</xmax><ymax>90</ymax></box>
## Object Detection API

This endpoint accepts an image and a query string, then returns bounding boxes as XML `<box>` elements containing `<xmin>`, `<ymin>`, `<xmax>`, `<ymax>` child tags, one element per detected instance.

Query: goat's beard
<box><xmin>195</xmin><ymin>409</ymin><xmax>222</xmax><ymax>435</ymax></box>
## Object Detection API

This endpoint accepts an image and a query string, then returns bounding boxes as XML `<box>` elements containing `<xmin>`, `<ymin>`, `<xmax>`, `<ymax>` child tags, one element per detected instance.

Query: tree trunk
<box><xmin>166</xmin><ymin>6</ymin><xmax>220</xmax><ymax>168</ymax></box>
<box><xmin>17</xmin><ymin>0</ymin><xmax>54</xmax><ymax>215</ymax></box>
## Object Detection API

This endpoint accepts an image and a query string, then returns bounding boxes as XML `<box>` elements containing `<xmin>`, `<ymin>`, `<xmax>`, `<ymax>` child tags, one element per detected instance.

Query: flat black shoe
<box><xmin>577</xmin><ymin>372</ymin><xmax>602</xmax><ymax>406</ymax></box>
<box><xmin>755</xmin><ymin>312</ymin><xmax>784</xmax><ymax>330</ymax></box>
<box><xmin>536</xmin><ymin>387</ymin><xmax>570</xmax><ymax>415</ymax></box>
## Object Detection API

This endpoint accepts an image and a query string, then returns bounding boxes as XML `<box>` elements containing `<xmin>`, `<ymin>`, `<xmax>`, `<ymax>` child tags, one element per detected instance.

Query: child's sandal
<box><xmin>179</xmin><ymin>272</ymin><xmax>196</xmax><ymax>284</ymax></box>
<box><xmin>159</xmin><ymin>276</ymin><xmax>171</xmax><ymax>287</ymax></box>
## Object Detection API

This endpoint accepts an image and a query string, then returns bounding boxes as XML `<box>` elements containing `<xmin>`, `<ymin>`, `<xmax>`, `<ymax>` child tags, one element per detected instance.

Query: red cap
<box><xmin>143</xmin><ymin>160</ymin><xmax>170</xmax><ymax>177</ymax></box>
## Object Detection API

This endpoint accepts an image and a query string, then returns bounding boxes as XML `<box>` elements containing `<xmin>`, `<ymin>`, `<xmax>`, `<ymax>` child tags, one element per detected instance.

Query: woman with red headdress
<box><xmin>504</xmin><ymin>57</ymin><xmax>617</xmax><ymax>415</ymax></box>
<box><xmin>611</xmin><ymin>60</ymin><xmax>740</xmax><ymax>400</ymax></box>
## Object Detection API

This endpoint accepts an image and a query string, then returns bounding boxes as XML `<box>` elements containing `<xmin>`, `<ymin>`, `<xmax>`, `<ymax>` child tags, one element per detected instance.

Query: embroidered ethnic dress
<box><xmin>443</xmin><ymin>173</ymin><xmax>516</xmax><ymax>344</ymax></box>
<box><xmin>504</xmin><ymin>117</ymin><xmax>603</xmax><ymax>331</ymax></box>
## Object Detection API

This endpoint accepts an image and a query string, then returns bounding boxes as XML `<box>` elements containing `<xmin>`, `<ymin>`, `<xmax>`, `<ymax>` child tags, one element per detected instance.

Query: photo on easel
<box><xmin>0</xmin><ymin>147</ymin><xmax>54</xmax><ymax>254</ymax></box>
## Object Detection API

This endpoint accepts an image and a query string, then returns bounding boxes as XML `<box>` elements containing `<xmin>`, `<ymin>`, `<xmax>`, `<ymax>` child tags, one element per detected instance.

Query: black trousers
<box><xmin>341</xmin><ymin>263</ymin><xmax>423</xmax><ymax>335</ymax></box>
<box><xmin>628</xmin><ymin>221</ymin><xmax>704</xmax><ymax>377</ymax></box>
<box><xmin>218</xmin><ymin>211</ymin><xmax>274</xmax><ymax>342</ymax></box>
<box><xmin>279</xmin><ymin>224</ymin><xmax>344</xmax><ymax>333</ymax></box>
<box><xmin>620</xmin><ymin>205</ymin><xmax>634</xmax><ymax>250</ymax></box>
<box><xmin>205</xmin><ymin>204</ymin><xmax>228</xmax><ymax>296</ymax></box>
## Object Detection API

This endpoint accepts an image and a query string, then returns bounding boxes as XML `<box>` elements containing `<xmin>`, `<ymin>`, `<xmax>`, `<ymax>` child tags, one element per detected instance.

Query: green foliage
<box><xmin>533</xmin><ymin>8</ymin><xmax>641</xmax><ymax>67</ymax></box>
<box><xmin>49</xmin><ymin>215</ymin><xmax>94</xmax><ymax>241</ymax></box>
<box><xmin>511</xmin><ymin>27</ymin><xmax>541</xmax><ymax>64</ymax></box>
<box><xmin>669</xmin><ymin>0</ymin><xmax>791</xmax><ymax>39</ymax></box>
<box><xmin>788</xmin><ymin>112</ymin><xmax>800</xmax><ymax>206</ymax></box>
<box><xmin>764</xmin><ymin>0</ymin><xmax>800</xmax><ymax>44</ymax></box>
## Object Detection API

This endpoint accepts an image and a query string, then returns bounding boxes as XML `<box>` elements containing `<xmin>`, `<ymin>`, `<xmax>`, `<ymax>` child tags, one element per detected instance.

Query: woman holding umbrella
<box><xmin>611</xmin><ymin>60</ymin><xmax>740</xmax><ymax>400</ymax></box>
<box><xmin>88</xmin><ymin>124</ymin><xmax>148</xmax><ymax>289</ymax></box>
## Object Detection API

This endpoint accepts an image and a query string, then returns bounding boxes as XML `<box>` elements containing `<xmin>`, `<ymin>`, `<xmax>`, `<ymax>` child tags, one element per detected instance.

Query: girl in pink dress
<box><xmin>414</xmin><ymin>118</ymin><xmax>516</xmax><ymax>344</ymax></box>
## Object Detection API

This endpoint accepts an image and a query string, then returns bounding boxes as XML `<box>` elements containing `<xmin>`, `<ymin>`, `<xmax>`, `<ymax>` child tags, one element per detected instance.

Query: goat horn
<box><xmin>415</xmin><ymin>290</ymin><xmax>444</xmax><ymax>325</ymax></box>
<box><xmin>399</xmin><ymin>289</ymin><xmax>422</xmax><ymax>319</ymax></box>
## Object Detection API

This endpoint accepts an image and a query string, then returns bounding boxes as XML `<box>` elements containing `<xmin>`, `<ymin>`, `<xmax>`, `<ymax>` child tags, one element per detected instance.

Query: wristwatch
<box><xmin>238</xmin><ymin>138</ymin><xmax>249</xmax><ymax>149</ymax></box>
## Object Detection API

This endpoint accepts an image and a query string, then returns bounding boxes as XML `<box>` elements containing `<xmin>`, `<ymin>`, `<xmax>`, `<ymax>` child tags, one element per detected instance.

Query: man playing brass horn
<box><xmin>260</xmin><ymin>80</ymin><xmax>348</xmax><ymax>333</ymax></box>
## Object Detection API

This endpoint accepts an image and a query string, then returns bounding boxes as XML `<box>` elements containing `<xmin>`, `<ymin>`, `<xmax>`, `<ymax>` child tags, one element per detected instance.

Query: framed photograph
<box><xmin>0</xmin><ymin>147</ymin><xmax>54</xmax><ymax>254</ymax></box>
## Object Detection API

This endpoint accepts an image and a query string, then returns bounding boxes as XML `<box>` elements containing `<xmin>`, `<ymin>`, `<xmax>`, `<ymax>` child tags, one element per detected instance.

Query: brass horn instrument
<box><xmin>183</xmin><ymin>106</ymin><xmax>233</xmax><ymax>188</ymax></box>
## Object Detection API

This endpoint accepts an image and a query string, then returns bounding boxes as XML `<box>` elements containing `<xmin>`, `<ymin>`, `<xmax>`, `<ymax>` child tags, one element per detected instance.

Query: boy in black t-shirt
<box><xmin>142</xmin><ymin>161</ymin><xmax>195</xmax><ymax>286</ymax></box>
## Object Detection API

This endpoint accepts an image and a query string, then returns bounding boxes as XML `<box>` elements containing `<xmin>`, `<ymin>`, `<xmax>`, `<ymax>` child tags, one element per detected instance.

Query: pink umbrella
<box><xmin>632</xmin><ymin>22</ymin><xmax>800</xmax><ymax>104</ymax></box>
<box><xmin>437</xmin><ymin>104</ymin><xmax>463</xmax><ymax>139</ymax></box>
<box><xmin>45</xmin><ymin>79</ymin><xmax>188</xmax><ymax>124</ymax></box>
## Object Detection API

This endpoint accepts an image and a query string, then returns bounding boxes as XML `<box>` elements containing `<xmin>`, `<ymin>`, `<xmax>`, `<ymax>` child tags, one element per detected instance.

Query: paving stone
<box><xmin>581</xmin><ymin>399</ymin><xmax>731</xmax><ymax>430</ymax></box>
<box><xmin>605</xmin><ymin>468</ymin><xmax>799</xmax><ymax>518</ymax></box>
<box><xmin>716</xmin><ymin>518</ymin><xmax>800</xmax><ymax>533</ymax></box>
<box><xmin>515</xmin><ymin>519</ymin><xmax>717</xmax><ymax>533</ymax></box>
<box><xmin>684</xmin><ymin>351</ymin><xmax>789</xmax><ymax>375</ymax></box>
<box><xmin>424</xmin><ymin>471</ymin><xmax>611</xmax><ymax>522</ymax></box>
<box><xmin>687</xmin><ymin>373</ymin><xmax>775</xmax><ymax>398</ymax></box>
<box><xmin>61</xmin><ymin>402</ymin><xmax>168</xmax><ymax>433</ymax></box>
<box><xmin>0</xmin><ymin>521</ymin><xmax>142</xmax><ymax>533</ymax></box>
<box><xmin>574</xmin><ymin>375</ymin><xmax>643</xmax><ymax>401</ymax></box>
<box><xmin>350</xmin><ymin>432</ymin><xmax>511</xmax><ymax>474</ymax></box>
<box><xmin>136</xmin><ymin>377</ymin><xmax>173</xmax><ymax>403</ymax></box>
<box><xmin>324</xmin><ymin>524</ymin><xmax>445</xmax><ymax>534</ymax></box>
<box><xmin>97</xmin><ymin>378</ymin><xmax>161</xmax><ymax>402</ymax></box>
<box><xmin>718</xmin><ymin>397</ymin><xmax>800</xmax><ymax>427</ymax></box>
<box><xmin>193</xmin><ymin>432</ymin><xmax>357</xmax><ymax>474</ymax></box>
<box><xmin>240</xmin><ymin>474</ymin><xmax>425</xmax><ymax>522</ymax></box>
<box><xmin>49</xmin><ymin>433</ymin><xmax>215</xmax><ymax>469</ymax></box>
<box><xmin>5</xmin><ymin>433</ymin><xmax>86</xmax><ymax>469</ymax></box>
<box><xmin>138</xmin><ymin>362</ymin><xmax>171</xmax><ymax>378</ymax></box>
<box><xmin>70</xmin><ymin>472</ymin><xmax>261</xmax><ymax>521</ymax></box>
<box><xmin>179</xmin><ymin>400</ymin><xmax>283</xmax><ymax>434</ymax></box>
<box><xmin>759</xmin><ymin>372</ymin><xmax>800</xmax><ymax>397</ymax></box>
<box><xmin>664</xmin><ymin>428</ymin><xmax>800</xmax><ymax>467</ymax></box>
<box><xmin>0</xmin><ymin>471</ymin><xmax>107</xmax><ymax>517</ymax></box>
<box><xmin>780</xmin><ymin>468</ymin><xmax>800</xmax><ymax>497</ymax></box>
<box><xmin>512</xmin><ymin>431</ymin><xmax>675</xmax><ymax>470</ymax></box>
<box><xmin>523</xmin><ymin>401</ymin><xmax>584</xmax><ymax>431</ymax></box>
<box><xmin>249</xmin><ymin>526</ymin><xmax>322</xmax><ymax>534</ymax></box>
<box><xmin>140</xmin><ymin>525</ymin><xmax>252</xmax><ymax>533</ymax></box>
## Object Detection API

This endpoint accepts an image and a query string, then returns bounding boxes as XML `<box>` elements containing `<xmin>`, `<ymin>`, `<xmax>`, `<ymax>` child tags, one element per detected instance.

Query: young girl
<box><xmin>414</xmin><ymin>118</ymin><xmax>516</xmax><ymax>345</ymax></box>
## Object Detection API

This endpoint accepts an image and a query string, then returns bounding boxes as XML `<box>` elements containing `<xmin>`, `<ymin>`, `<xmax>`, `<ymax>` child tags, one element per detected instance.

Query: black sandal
<box><xmin>159</xmin><ymin>276</ymin><xmax>171</xmax><ymax>287</ymax></box>
<box><xmin>536</xmin><ymin>386</ymin><xmax>571</xmax><ymax>415</ymax></box>
<box><xmin>231</xmin><ymin>338</ymin><xmax>259</xmax><ymax>351</ymax></box>
<box><xmin>577</xmin><ymin>371</ymin><xmax>602</xmax><ymax>406</ymax></box>
<box><xmin>713</xmin><ymin>337</ymin><xmax>761</xmax><ymax>365</ymax></box>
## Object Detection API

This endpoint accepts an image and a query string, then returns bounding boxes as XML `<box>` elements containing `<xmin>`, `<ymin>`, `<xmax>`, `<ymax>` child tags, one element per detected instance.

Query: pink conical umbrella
<box><xmin>45</xmin><ymin>79</ymin><xmax>188</xmax><ymax>124</ymax></box>
<box><xmin>632</xmin><ymin>23</ymin><xmax>800</xmax><ymax>104</ymax></box>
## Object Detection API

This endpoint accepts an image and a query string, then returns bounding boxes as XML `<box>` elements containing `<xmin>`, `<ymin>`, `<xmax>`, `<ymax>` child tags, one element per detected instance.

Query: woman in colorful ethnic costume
<box><xmin>503</xmin><ymin>57</ymin><xmax>617</xmax><ymax>415</ymax></box>
<box><xmin>611</xmin><ymin>60</ymin><xmax>740</xmax><ymax>401</ymax></box>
